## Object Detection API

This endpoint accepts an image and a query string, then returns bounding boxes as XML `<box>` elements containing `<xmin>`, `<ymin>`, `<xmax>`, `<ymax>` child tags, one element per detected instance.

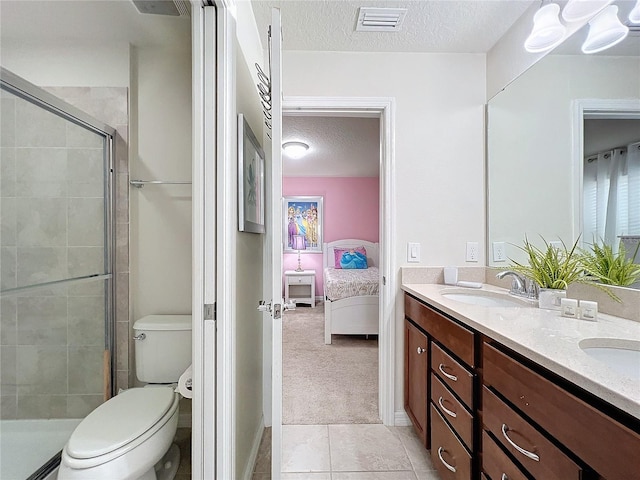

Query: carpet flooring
<box><xmin>282</xmin><ymin>303</ymin><xmax>380</xmax><ymax>425</ymax></box>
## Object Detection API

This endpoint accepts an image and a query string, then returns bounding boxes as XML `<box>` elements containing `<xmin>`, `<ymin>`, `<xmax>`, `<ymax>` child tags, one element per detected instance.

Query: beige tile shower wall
<box><xmin>46</xmin><ymin>87</ymin><xmax>130</xmax><ymax>394</ymax></box>
<box><xmin>1</xmin><ymin>86</ymin><xmax>127</xmax><ymax>419</ymax></box>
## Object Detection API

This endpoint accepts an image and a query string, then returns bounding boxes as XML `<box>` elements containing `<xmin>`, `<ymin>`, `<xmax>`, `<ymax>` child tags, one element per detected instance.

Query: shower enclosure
<box><xmin>0</xmin><ymin>68</ymin><xmax>115</xmax><ymax>480</ymax></box>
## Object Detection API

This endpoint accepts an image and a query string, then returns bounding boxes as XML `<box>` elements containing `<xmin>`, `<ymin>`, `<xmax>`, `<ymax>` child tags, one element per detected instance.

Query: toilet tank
<box><xmin>133</xmin><ymin>315</ymin><xmax>192</xmax><ymax>383</ymax></box>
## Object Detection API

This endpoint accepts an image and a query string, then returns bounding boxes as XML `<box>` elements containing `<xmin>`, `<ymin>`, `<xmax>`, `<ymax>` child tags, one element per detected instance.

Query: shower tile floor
<box><xmin>252</xmin><ymin>424</ymin><xmax>442</xmax><ymax>480</ymax></box>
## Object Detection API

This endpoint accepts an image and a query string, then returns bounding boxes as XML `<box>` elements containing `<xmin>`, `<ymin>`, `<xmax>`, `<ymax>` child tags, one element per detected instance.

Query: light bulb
<box><xmin>582</xmin><ymin>5</ymin><xmax>629</xmax><ymax>54</ymax></box>
<box><xmin>562</xmin><ymin>0</ymin><xmax>613</xmax><ymax>23</ymax></box>
<box><xmin>524</xmin><ymin>3</ymin><xmax>566</xmax><ymax>53</ymax></box>
<box><xmin>629</xmin><ymin>0</ymin><xmax>640</xmax><ymax>24</ymax></box>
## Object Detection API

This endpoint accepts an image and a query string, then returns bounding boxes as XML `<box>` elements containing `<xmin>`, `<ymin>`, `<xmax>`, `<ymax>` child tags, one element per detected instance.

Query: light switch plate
<box><xmin>407</xmin><ymin>242</ymin><xmax>420</xmax><ymax>263</ymax></box>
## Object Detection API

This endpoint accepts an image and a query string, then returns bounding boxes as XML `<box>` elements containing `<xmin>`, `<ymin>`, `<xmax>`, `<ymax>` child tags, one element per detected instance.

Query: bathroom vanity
<box><xmin>402</xmin><ymin>284</ymin><xmax>640</xmax><ymax>480</ymax></box>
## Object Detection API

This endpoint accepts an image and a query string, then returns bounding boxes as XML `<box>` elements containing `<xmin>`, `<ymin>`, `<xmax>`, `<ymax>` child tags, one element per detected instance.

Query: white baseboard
<box><xmin>394</xmin><ymin>410</ymin><xmax>411</xmax><ymax>426</ymax></box>
<box><xmin>242</xmin><ymin>415</ymin><xmax>265</xmax><ymax>480</ymax></box>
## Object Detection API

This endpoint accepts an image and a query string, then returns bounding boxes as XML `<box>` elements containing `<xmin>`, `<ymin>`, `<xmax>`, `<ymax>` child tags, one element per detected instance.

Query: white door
<box><xmin>191</xmin><ymin>4</ymin><xmax>217</xmax><ymax>479</ymax></box>
<box><xmin>269</xmin><ymin>7</ymin><xmax>284</xmax><ymax>479</ymax></box>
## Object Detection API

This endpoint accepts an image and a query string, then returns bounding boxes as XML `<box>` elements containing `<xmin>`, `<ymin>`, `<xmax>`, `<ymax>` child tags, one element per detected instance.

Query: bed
<box><xmin>323</xmin><ymin>239</ymin><xmax>380</xmax><ymax>344</ymax></box>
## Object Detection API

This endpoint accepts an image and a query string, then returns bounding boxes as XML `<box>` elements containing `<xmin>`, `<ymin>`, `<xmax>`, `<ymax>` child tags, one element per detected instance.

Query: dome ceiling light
<box><xmin>282</xmin><ymin>141</ymin><xmax>310</xmax><ymax>159</ymax></box>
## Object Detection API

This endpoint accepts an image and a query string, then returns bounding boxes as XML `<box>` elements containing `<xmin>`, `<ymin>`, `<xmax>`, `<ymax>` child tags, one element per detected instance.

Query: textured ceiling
<box><xmin>251</xmin><ymin>0</ymin><xmax>536</xmax><ymax>53</ymax></box>
<box><xmin>0</xmin><ymin>1</ymin><xmax>190</xmax><ymax>48</ymax></box>
<box><xmin>283</xmin><ymin>116</ymin><xmax>380</xmax><ymax>177</ymax></box>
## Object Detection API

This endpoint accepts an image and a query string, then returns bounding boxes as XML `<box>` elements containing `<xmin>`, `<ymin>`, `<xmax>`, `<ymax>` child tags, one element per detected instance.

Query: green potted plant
<box><xmin>507</xmin><ymin>236</ymin><xmax>585</xmax><ymax>309</ymax></box>
<box><xmin>579</xmin><ymin>240</ymin><xmax>640</xmax><ymax>288</ymax></box>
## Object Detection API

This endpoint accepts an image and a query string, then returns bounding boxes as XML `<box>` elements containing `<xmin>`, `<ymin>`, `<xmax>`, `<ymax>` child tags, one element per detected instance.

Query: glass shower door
<box><xmin>1</xmin><ymin>70</ymin><xmax>115</xmax><ymax>480</ymax></box>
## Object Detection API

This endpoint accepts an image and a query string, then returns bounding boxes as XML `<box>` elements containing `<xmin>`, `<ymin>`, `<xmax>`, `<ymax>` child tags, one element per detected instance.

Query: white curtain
<box><xmin>583</xmin><ymin>141</ymin><xmax>640</xmax><ymax>250</ymax></box>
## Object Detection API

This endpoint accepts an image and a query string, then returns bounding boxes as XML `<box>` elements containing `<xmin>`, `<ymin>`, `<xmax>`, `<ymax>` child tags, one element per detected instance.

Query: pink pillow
<box><xmin>334</xmin><ymin>246</ymin><xmax>368</xmax><ymax>269</ymax></box>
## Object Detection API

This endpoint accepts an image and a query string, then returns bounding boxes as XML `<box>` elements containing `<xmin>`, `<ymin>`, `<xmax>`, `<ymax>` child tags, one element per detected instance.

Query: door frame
<box><xmin>264</xmin><ymin>96</ymin><xmax>397</xmax><ymax>426</ymax></box>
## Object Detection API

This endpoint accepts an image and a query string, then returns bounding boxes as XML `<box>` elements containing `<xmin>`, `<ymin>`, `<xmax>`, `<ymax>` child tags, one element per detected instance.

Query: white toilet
<box><xmin>58</xmin><ymin>315</ymin><xmax>192</xmax><ymax>480</ymax></box>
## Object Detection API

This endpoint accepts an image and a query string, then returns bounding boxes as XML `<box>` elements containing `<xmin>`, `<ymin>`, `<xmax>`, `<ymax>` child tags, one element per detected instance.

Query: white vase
<box><xmin>538</xmin><ymin>288</ymin><xmax>566</xmax><ymax>310</ymax></box>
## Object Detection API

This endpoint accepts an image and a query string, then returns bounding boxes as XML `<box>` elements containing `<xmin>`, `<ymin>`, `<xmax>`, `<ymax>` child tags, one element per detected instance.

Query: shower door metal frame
<box><xmin>0</xmin><ymin>67</ymin><xmax>117</xmax><ymax>478</ymax></box>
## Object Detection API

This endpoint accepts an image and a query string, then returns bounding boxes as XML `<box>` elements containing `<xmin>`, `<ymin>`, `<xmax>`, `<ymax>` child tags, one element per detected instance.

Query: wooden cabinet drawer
<box><xmin>404</xmin><ymin>294</ymin><xmax>475</xmax><ymax>366</ymax></box>
<box><xmin>482</xmin><ymin>430</ymin><xmax>528</xmax><ymax>480</ymax></box>
<box><xmin>431</xmin><ymin>404</ymin><xmax>472</xmax><ymax>480</ymax></box>
<box><xmin>405</xmin><ymin>320</ymin><xmax>428</xmax><ymax>448</ymax></box>
<box><xmin>431</xmin><ymin>373</ymin><xmax>473</xmax><ymax>450</ymax></box>
<box><xmin>482</xmin><ymin>386</ymin><xmax>582</xmax><ymax>480</ymax></box>
<box><xmin>483</xmin><ymin>342</ymin><xmax>640</xmax><ymax>480</ymax></box>
<box><xmin>432</xmin><ymin>342</ymin><xmax>474</xmax><ymax>409</ymax></box>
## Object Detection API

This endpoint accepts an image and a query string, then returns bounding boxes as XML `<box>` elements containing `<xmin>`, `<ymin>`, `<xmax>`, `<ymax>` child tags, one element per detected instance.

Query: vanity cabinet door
<box><xmin>482</xmin><ymin>431</ymin><xmax>528</xmax><ymax>480</ymax></box>
<box><xmin>483</xmin><ymin>342</ymin><xmax>640</xmax><ymax>480</ymax></box>
<box><xmin>405</xmin><ymin>319</ymin><xmax>428</xmax><ymax>447</ymax></box>
<box><xmin>482</xmin><ymin>386</ymin><xmax>582</xmax><ymax>480</ymax></box>
<box><xmin>432</xmin><ymin>342</ymin><xmax>474</xmax><ymax>409</ymax></box>
<box><xmin>432</xmin><ymin>373</ymin><xmax>473</xmax><ymax>451</ymax></box>
<box><xmin>431</xmin><ymin>404</ymin><xmax>472</xmax><ymax>480</ymax></box>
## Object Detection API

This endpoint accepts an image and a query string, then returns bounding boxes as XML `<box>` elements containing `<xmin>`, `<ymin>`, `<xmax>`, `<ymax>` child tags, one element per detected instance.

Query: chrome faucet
<box><xmin>496</xmin><ymin>271</ymin><xmax>538</xmax><ymax>299</ymax></box>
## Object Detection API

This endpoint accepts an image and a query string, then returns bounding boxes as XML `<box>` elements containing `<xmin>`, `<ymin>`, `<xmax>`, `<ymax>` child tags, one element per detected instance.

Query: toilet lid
<box><xmin>66</xmin><ymin>387</ymin><xmax>176</xmax><ymax>459</ymax></box>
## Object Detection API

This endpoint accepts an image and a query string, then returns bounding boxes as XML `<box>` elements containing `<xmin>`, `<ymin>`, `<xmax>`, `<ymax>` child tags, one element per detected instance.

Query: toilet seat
<box><xmin>63</xmin><ymin>387</ymin><xmax>178</xmax><ymax>469</ymax></box>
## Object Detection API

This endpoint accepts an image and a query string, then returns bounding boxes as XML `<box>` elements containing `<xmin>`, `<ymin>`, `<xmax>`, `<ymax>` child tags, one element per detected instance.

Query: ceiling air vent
<box><xmin>355</xmin><ymin>7</ymin><xmax>407</xmax><ymax>32</ymax></box>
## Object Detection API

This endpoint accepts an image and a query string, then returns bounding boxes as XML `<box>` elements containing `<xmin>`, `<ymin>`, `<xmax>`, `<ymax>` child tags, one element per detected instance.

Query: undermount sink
<box><xmin>441</xmin><ymin>288</ymin><xmax>534</xmax><ymax>308</ymax></box>
<box><xmin>579</xmin><ymin>339</ymin><xmax>640</xmax><ymax>381</ymax></box>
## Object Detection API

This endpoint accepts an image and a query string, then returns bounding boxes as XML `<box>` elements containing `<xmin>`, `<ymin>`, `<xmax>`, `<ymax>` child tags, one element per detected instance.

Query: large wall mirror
<box><xmin>487</xmin><ymin>1</ymin><xmax>640</xmax><ymax>286</ymax></box>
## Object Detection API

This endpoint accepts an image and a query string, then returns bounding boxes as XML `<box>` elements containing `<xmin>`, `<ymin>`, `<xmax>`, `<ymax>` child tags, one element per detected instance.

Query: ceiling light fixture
<box><xmin>524</xmin><ymin>3</ymin><xmax>567</xmax><ymax>53</ymax></box>
<box><xmin>282</xmin><ymin>141</ymin><xmax>309</xmax><ymax>159</ymax></box>
<box><xmin>562</xmin><ymin>0</ymin><xmax>613</xmax><ymax>22</ymax></box>
<box><xmin>629</xmin><ymin>0</ymin><xmax>640</xmax><ymax>24</ymax></box>
<box><xmin>581</xmin><ymin>5</ymin><xmax>629</xmax><ymax>54</ymax></box>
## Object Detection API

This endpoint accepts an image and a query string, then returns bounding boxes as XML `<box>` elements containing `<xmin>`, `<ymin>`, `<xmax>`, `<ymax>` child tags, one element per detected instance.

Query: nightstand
<box><xmin>284</xmin><ymin>270</ymin><xmax>316</xmax><ymax>308</ymax></box>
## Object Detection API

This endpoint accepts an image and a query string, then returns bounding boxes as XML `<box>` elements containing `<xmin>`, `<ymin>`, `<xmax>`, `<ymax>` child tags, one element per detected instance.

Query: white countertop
<box><xmin>401</xmin><ymin>283</ymin><xmax>640</xmax><ymax>420</ymax></box>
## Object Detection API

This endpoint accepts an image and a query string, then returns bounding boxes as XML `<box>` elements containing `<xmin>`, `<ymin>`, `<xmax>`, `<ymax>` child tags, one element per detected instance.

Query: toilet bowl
<box><xmin>58</xmin><ymin>387</ymin><xmax>180</xmax><ymax>480</ymax></box>
<box><xmin>58</xmin><ymin>314</ymin><xmax>192</xmax><ymax>480</ymax></box>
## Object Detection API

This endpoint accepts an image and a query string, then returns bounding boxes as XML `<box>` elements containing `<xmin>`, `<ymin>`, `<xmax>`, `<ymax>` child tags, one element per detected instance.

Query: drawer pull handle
<box><xmin>417</xmin><ymin>347</ymin><xmax>426</xmax><ymax>355</ymax></box>
<box><xmin>437</xmin><ymin>447</ymin><xmax>457</xmax><ymax>473</ymax></box>
<box><xmin>438</xmin><ymin>363</ymin><xmax>458</xmax><ymax>382</ymax></box>
<box><xmin>501</xmin><ymin>424</ymin><xmax>540</xmax><ymax>462</ymax></box>
<box><xmin>501</xmin><ymin>475</ymin><xmax>508</xmax><ymax>480</ymax></box>
<box><xmin>438</xmin><ymin>396</ymin><xmax>457</xmax><ymax>418</ymax></box>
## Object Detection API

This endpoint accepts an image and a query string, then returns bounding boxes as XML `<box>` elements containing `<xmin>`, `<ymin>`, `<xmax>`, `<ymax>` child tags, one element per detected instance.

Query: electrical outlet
<box><xmin>466</xmin><ymin>242</ymin><xmax>479</xmax><ymax>262</ymax></box>
<box><xmin>492</xmin><ymin>242</ymin><xmax>506</xmax><ymax>262</ymax></box>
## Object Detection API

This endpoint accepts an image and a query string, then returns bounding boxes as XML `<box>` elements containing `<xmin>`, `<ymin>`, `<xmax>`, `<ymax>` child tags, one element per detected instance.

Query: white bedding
<box><xmin>323</xmin><ymin>266</ymin><xmax>380</xmax><ymax>301</ymax></box>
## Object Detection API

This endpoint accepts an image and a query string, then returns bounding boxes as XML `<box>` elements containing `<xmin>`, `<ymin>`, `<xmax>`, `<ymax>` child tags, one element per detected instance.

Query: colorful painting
<box><xmin>283</xmin><ymin>196</ymin><xmax>323</xmax><ymax>252</ymax></box>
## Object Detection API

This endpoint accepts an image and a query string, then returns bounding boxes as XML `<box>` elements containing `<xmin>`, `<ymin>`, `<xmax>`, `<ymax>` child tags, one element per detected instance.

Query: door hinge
<box><xmin>204</xmin><ymin>303</ymin><xmax>216</xmax><ymax>321</ymax></box>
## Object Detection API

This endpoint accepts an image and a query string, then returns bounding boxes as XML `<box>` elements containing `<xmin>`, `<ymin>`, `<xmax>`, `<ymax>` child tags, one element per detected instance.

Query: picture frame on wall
<box><xmin>283</xmin><ymin>196</ymin><xmax>323</xmax><ymax>253</ymax></box>
<box><xmin>238</xmin><ymin>114</ymin><xmax>265</xmax><ymax>233</ymax></box>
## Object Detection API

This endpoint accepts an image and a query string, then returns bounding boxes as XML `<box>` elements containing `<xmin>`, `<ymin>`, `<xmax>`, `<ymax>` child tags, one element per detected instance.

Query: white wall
<box><xmin>234</xmin><ymin>2</ymin><xmax>266</xmax><ymax>477</ymax></box>
<box><xmin>282</xmin><ymin>50</ymin><xmax>486</xmax><ymax>416</ymax></box>
<box><xmin>0</xmin><ymin>42</ymin><xmax>130</xmax><ymax>87</ymax></box>
<box><xmin>129</xmin><ymin>44</ymin><xmax>193</xmax><ymax>323</ymax></box>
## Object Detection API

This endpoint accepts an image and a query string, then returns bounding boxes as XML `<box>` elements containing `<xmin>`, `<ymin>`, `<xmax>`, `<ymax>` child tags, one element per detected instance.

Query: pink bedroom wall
<box><xmin>283</xmin><ymin>176</ymin><xmax>379</xmax><ymax>297</ymax></box>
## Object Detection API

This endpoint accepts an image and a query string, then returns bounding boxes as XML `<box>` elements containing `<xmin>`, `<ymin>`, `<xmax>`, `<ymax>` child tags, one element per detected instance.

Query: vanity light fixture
<box><xmin>581</xmin><ymin>5</ymin><xmax>629</xmax><ymax>54</ymax></box>
<box><xmin>561</xmin><ymin>0</ymin><xmax>613</xmax><ymax>22</ymax></box>
<box><xmin>282</xmin><ymin>141</ymin><xmax>310</xmax><ymax>159</ymax></box>
<box><xmin>629</xmin><ymin>0</ymin><xmax>640</xmax><ymax>24</ymax></box>
<box><xmin>524</xmin><ymin>3</ymin><xmax>567</xmax><ymax>53</ymax></box>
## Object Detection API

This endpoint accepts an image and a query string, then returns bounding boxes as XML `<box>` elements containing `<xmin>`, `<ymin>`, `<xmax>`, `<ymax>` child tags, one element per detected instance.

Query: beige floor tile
<box><xmin>252</xmin><ymin>472</ymin><xmax>271</xmax><ymax>480</ymax></box>
<box><xmin>413</xmin><ymin>469</ymin><xmax>442</xmax><ymax>480</ymax></box>
<box><xmin>254</xmin><ymin>426</ymin><xmax>272</xmax><ymax>473</ymax></box>
<box><xmin>282</xmin><ymin>425</ymin><xmax>331</xmax><ymax>473</ymax></box>
<box><xmin>328</xmin><ymin>424</ymin><xmax>412</xmax><ymax>472</ymax></box>
<box><xmin>390</xmin><ymin>426</ymin><xmax>435</xmax><ymax>472</ymax></box>
<box><xmin>282</xmin><ymin>473</ymin><xmax>331</xmax><ymax>479</ymax></box>
<box><xmin>332</xmin><ymin>472</ymin><xmax>417</xmax><ymax>480</ymax></box>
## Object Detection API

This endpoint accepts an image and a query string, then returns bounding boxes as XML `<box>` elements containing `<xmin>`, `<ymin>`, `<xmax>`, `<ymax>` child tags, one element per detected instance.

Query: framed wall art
<box><xmin>238</xmin><ymin>114</ymin><xmax>265</xmax><ymax>233</ymax></box>
<box><xmin>283</xmin><ymin>196</ymin><xmax>323</xmax><ymax>252</ymax></box>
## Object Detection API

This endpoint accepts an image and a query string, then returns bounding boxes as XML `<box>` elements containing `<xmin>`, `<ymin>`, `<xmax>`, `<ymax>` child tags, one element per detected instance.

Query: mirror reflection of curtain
<box><xmin>584</xmin><ymin>141</ymin><xmax>640</xmax><ymax>249</ymax></box>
